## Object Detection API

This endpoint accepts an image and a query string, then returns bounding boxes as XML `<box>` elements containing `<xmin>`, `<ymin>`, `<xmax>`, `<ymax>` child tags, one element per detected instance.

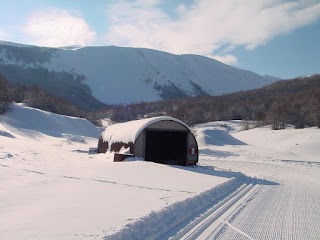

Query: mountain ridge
<box><xmin>0</xmin><ymin>41</ymin><xmax>276</xmax><ymax>107</ymax></box>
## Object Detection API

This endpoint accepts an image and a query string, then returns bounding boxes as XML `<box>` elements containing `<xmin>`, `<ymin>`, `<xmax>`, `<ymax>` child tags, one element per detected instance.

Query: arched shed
<box><xmin>98</xmin><ymin>116</ymin><xmax>198</xmax><ymax>165</ymax></box>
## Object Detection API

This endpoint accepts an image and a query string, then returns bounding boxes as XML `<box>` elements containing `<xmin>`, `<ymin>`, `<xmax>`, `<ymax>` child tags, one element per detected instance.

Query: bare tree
<box><xmin>267</xmin><ymin>101</ymin><xmax>288</xmax><ymax>130</ymax></box>
<box><xmin>0</xmin><ymin>74</ymin><xmax>12</xmax><ymax>114</ymax></box>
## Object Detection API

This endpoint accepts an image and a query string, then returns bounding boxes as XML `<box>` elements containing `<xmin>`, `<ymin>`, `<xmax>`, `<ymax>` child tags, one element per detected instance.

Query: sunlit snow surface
<box><xmin>195</xmin><ymin>121</ymin><xmax>320</xmax><ymax>240</ymax></box>
<box><xmin>1</xmin><ymin>105</ymin><xmax>320</xmax><ymax>239</ymax></box>
<box><xmin>0</xmin><ymin>104</ymin><xmax>230</xmax><ymax>239</ymax></box>
<box><xmin>0</xmin><ymin>41</ymin><xmax>272</xmax><ymax>105</ymax></box>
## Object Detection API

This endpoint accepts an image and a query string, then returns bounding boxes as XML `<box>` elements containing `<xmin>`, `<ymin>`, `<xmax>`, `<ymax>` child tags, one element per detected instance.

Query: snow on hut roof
<box><xmin>101</xmin><ymin>116</ymin><xmax>189</xmax><ymax>145</ymax></box>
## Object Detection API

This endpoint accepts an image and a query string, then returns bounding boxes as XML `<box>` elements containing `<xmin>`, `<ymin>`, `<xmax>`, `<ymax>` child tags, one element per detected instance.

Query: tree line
<box><xmin>1</xmin><ymin>72</ymin><xmax>320</xmax><ymax>130</ymax></box>
<box><xmin>0</xmin><ymin>74</ymin><xmax>94</xmax><ymax>121</ymax></box>
<box><xmin>95</xmin><ymin>74</ymin><xmax>320</xmax><ymax>129</ymax></box>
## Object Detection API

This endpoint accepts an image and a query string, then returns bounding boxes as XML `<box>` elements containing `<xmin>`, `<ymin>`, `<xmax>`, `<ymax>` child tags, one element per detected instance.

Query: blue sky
<box><xmin>0</xmin><ymin>0</ymin><xmax>319</xmax><ymax>79</ymax></box>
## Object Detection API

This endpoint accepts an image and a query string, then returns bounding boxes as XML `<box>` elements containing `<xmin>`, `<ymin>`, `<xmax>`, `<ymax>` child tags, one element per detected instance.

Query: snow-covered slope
<box><xmin>0</xmin><ymin>105</ymin><xmax>234</xmax><ymax>239</ymax></box>
<box><xmin>1</xmin><ymin>105</ymin><xmax>320</xmax><ymax>239</ymax></box>
<box><xmin>262</xmin><ymin>74</ymin><xmax>282</xmax><ymax>82</ymax></box>
<box><xmin>0</xmin><ymin>41</ymin><xmax>273</xmax><ymax>105</ymax></box>
<box><xmin>0</xmin><ymin>40</ymin><xmax>34</xmax><ymax>48</ymax></box>
<box><xmin>1</xmin><ymin>103</ymin><xmax>101</xmax><ymax>138</ymax></box>
<box><xmin>196</xmin><ymin>121</ymin><xmax>320</xmax><ymax>162</ymax></box>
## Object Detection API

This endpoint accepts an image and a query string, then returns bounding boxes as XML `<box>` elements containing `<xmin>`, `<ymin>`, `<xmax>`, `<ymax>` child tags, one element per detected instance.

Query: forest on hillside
<box><xmin>95</xmin><ymin>75</ymin><xmax>320</xmax><ymax>129</ymax></box>
<box><xmin>0</xmin><ymin>74</ymin><xmax>88</xmax><ymax>119</ymax></box>
<box><xmin>1</xmin><ymin>73</ymin><xmax>320</xmax><ymax>130</ymax></box>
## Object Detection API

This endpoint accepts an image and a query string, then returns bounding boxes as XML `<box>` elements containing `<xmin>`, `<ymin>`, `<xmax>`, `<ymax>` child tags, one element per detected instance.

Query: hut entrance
<box><xmin>145</xmin><ymin>130</ymin><xmax>187</xmax><ymax>165</ymax></box>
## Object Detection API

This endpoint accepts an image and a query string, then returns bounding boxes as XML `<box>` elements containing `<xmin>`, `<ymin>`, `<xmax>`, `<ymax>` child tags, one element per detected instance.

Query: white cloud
<box><xmin>208</xmin><ymin>54</ymin><xmax>238</xmax><ymax>65</ymax></box>
<box><xmin>105</xmin><ymin>0</ymin><xmax>320</xmax><ymax>64</ymax></box>
<box><xmin>0</xmin><ymin>29</ymin><xmax>8</xmax><ymax>40</ymax></box>
<box><xmin>23</xmin><ymin>8</ymin><xmax>96</xmax><ymax>47</ymax></box>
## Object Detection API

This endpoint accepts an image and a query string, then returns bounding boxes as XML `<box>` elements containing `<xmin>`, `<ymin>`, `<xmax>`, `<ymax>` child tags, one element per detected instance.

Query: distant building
<box><xmin>98</xmin><ymin>116</ymin><xmax>198</xmax><ymax>165</ymax></box>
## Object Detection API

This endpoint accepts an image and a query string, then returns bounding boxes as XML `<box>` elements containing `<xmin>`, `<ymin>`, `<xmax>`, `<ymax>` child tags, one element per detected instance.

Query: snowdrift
<box><xmin>0</xmin><ymin>105</ymin><xmax>235</xmax><ymax>239</ymax></box>
<box><xmin>1</xmin><ymin>103</ymin><xmax>101</xmax><ymax>138</ymax></box>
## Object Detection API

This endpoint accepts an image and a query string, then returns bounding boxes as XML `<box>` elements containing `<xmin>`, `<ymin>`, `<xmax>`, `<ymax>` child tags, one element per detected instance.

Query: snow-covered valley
<box><xmin>1</xmin><ymin>105</ymin><xmax>320</xmax><ymax>239</ymax></box>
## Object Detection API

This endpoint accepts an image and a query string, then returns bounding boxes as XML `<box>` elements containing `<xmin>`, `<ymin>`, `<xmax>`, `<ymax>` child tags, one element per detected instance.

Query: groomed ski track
<box><xmin>104</xmin><ymin>173</ymin><xmax>262</xmax><ymax>240</ymax></box>
<box><xmin>104</xmin><ymin>172</ymin><xmax>247</xmax><ymax>240</ymax></box>
<box><xmin>160</xmin><ymin>174</ymin><xmax>262</xmax><ymax>240</ymax></box>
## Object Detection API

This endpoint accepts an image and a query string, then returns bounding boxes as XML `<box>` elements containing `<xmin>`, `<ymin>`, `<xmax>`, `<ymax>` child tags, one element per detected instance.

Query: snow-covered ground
<box><xmin>0</xmin><ymin>104</ymin><xmax>237</xmax><ymax>239</ymax></box>
<box><xmin>194</xmin><ymin>121</ymin><xmax>320</xmax><ymax>239</ymax></box>
<box><xmin>1</xmin><ymin>105</ymin><xmax>320</xmax><ymax>239</ymax></box>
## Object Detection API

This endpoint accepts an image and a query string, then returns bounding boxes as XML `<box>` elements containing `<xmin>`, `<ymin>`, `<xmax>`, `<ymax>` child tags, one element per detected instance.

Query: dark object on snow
<box><xmin>98</xmin><ymin>116</ymin><xmax>198</xmax><ymax>166</ymax></box>
<box><xmin>114</xmin><ymin>153</ymin><xmax>134</xmax><ymax>162</ymax></box>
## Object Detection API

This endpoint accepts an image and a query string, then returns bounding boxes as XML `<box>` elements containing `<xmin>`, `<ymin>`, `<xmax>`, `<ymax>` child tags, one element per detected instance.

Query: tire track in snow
<box><xmin>91</xmin><ymin>178</ymin><xmax>195</xmax><ymax>194</ymax></box>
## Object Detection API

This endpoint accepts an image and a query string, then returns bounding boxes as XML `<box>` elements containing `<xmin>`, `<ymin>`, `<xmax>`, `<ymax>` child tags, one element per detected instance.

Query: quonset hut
<box><xmin>98</xmin><ymin>116</ymin><xmax>198</xmax><ymax>165</ymax></box>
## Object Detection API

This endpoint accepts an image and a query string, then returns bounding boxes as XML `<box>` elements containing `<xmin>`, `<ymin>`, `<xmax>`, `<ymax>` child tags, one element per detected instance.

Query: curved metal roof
<box><xmin>100</xmin><ymin>116</ymin><xmax>190</xmax><ymax>145</ymax></box>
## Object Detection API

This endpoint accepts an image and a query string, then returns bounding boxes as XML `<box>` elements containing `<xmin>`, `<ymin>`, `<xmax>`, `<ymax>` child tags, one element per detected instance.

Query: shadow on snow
<box><xmin>203</xmin><ymin>129</ymin><xmax>247</xmax><ymax>146</ymax></box>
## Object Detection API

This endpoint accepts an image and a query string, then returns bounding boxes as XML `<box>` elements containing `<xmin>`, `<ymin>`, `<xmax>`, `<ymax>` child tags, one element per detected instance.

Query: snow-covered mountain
<box><xmin>0</xmin><ymin>41</ymin><xmax>274</xmax><ymax>107</ymax></box>
<box><xmin>263</xmin><ymin>74</ymin><xmax>282</xmax><ymax>82</ymax></box>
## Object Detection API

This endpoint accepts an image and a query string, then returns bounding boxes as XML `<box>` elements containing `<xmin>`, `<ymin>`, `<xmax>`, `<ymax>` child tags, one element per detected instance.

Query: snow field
<box><xmin>104</xmin><ymin>172</ymin><xmax>245</xmax><ymax>240</ymax></box>
<box><xmin>167</xmin><ymin>174</ymin><xmax>261</xmax><ymax>240</ymax></box>
<box><xmin>208</xmin><ymin>161</ymin><xmax>320</xmax><ymax>240</ymax></box>
<box><xmin>1</xmin><ymin>105</ymin><xmax>320</xmax><ymax>239</ymax></box>
<box><xmin>0</xmin><ymin>104</ymin><xmax>234</xmax><ymax>239</ymax></box>
<box><xmin>233</xmin><ymin>126</ymin><xmax>320</xmax><ymax>161</ymax></box>
<box><xmin>196</xmin><ymin>122</ymin><xmax>320</xmax><ymax>239</ymax></box>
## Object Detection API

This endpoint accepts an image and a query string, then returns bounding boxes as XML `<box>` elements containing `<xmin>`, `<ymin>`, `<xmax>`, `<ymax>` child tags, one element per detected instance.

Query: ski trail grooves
<box><xmin>208</xmin><ymin>160</ymin><xmax>320</xmax><ymax>240</ymax></box>
<box><xmin>104</xmin><ymin>174</ymin><xmax>246</xmax><ymax>240</ymax></box>
<box><xmin>223</xmin><ymin>221</ymin><xmax>254</xmax><ymax>240</ymax></box>
<box><xmin>169</xmin><ymin>175</ymin><xmax>262</xmax><ymax>240</ymax></box>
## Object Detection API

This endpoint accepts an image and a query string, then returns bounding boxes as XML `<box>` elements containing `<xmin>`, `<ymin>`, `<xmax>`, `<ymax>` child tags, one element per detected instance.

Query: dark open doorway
<box><xmin>145</xmin><ymin>130</ymin><xmax>188</xmax><ymax>165</ymax></box>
